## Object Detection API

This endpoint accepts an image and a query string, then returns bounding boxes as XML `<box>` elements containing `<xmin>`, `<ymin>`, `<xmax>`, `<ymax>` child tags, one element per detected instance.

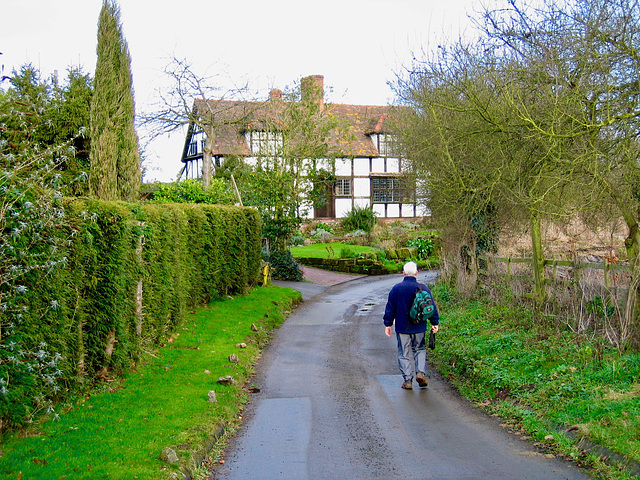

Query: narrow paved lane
<box><xmin>212</xmin><ymin>272</ymin><xmax>591</xmax><ymax>480</ymax></box>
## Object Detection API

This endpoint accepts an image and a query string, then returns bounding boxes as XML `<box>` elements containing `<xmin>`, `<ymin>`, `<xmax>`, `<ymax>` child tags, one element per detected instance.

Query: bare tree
<box><xmin>139</xmin><ymin>57</ymin><xmax>254</xmax><ymax>189</ymax></box>
<box><xmin>398</xmin><ymin>0</ymin><xmax>640</xmax><ymax>336</ymax></box>
<box><xmin>478</xmin><ymin>0</ymin><xmax>640</xmax><ymax>343</ymax></box>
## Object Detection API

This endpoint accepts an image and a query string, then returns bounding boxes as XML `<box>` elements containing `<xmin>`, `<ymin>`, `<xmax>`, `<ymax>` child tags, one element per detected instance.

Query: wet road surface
<box><xmin>211</xmin><ymin>271</ymin><xmax>591</xmax><ymax>480</ymax></box>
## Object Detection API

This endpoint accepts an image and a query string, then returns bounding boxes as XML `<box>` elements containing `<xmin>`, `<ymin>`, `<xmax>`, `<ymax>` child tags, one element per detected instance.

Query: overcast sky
<box><xmin>2</xmin><ymin>0</ymin><xmax>484</xmax><ymax>182</ymax></box>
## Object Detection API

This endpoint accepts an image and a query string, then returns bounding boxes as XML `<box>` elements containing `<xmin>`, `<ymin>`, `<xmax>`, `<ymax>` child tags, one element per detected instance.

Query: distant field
<box><xmin>290</xmin><ymin>243</ymin><xmax>378</xmax><ymax>259</ymax></box>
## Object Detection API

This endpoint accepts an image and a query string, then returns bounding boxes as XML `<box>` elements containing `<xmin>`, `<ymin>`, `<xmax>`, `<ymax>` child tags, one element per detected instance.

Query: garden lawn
<box><xmin>290</xmin><ymin>243</ymin><xmax>378</xmax><ymax>259</ymax></box>
<box><xmin>0</xmin><ymin>285</ymin><xmax>301</xmax><ymax>479</ymax></box>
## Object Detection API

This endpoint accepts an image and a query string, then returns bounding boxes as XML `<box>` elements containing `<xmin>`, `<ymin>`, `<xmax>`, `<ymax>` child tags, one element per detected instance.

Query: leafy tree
<box><xmin>1</xmin><ymin>65</ymin><xmax>92</xmax><ymax>196</ymax></box>
<box><xmin>1</xmin><ymin>65</ymin><xmax>51</xmax><ymax>150</ymax></box>
<box><xmin>90</xmin><ymin>0</ymin><xmax>140</xmax><ymax>201</ymax></box>
<box><xmin>55</xmin><ymin>68</ymin><xmax>93</xmax><ymax>177</ymax></box>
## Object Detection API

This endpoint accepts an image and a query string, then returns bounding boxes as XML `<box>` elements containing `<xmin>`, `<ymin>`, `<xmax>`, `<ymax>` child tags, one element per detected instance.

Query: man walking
<box><xmin>384</xmin><ymin>261</ymin><xmax>439</xmax><ymax>389</ymax></box>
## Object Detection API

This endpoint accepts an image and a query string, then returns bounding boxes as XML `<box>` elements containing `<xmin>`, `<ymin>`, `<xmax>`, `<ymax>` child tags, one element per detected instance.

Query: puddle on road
<box><xmin>356</xmin><ymin>301</ymin><xmax>378</xmax><ymax>315</ymax></box>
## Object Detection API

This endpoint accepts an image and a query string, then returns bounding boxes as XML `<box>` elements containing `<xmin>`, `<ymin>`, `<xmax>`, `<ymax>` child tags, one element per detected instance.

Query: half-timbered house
<box><xmin>180</xmin><ymin>75</ymin><xmax>427</xmax><ymax>219</ymax></box>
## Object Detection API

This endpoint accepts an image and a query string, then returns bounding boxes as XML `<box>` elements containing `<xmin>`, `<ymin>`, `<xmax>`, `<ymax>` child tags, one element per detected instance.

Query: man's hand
<box><xmin>385</xmin><ymin>326</ymin><xmax>392</xmax><ymax>337</ymax></box>
<box><xmin>431</xmin><ymin>324</ymin><xmax>439</xmax><ymax>334</ymax></box>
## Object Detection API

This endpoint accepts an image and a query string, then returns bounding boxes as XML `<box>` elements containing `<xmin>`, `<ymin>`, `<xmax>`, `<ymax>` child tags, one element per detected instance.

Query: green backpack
<box><xmin>409</xmin><ymin>285</ymin><xmax>435</xmax><ymax>325</ymax></box>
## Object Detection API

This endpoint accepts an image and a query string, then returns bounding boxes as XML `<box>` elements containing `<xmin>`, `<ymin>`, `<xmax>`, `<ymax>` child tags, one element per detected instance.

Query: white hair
<box><xmin>403</xmin><ymin>261</ymin><xmax>418</xmax><ymax>276</ymax></box>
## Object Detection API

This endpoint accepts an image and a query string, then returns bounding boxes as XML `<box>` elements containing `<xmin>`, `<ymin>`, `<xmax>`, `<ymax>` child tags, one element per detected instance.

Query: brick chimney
<box><xmin>269</xmin><ymin>88</ymin><xmax>283</xmax><ymax>101</ymax></box>
<box><xmin>301</xmin><ymin>75</ymin><xmax>324</xmax><ymax>110</ymax></box>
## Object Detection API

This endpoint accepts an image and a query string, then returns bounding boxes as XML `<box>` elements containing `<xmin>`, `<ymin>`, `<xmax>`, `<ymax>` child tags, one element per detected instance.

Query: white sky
<box><xmin>1</xmin><ymin>0</ymin><xmax>484</xmax><ymax>182</ymax></box>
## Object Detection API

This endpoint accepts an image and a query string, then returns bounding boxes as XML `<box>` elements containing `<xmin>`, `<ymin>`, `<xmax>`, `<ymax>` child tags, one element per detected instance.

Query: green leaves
<box><xmin>0</xmin><ymin>196</ymin><xmax>262</xmax><ymax>430</ymax></box>
<box><xmin>90</xmin><ymin>0</ymin><xmax>140</xmax><ymax>201</ymax></box>
<box><xmin>151</xmin><ymin>178</ymin><xmax>235</xmax><ymax>205</ymax></box>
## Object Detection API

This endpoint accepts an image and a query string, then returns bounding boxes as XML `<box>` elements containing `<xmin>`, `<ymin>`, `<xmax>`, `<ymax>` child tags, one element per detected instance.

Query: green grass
<box><xmin>0</xmin><ymin>285</ymin><xmax>301</xmax><ymax>479</ymax></box>
<box><xmin>290</xmin><ymin>243</ymin><xmax>378</xmax><ymax>259</ymax></box>
<box><xmin>430</xmin><ymin>284</ymin><xmax>640</xmax><ymax>479</ymax></box>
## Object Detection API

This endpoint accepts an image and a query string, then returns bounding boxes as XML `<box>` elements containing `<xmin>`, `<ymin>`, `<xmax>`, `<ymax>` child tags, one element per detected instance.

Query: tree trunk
<box><xmin>530</xmin><ymin>211</ymin><xmax>546</xmax><ymax>305</ymax></box>
<box><xmin>202</xmin><ymin>132</ymin><xmax>213</xmax><ymax>190</ymax></box>
<box><xmin>622</xmin><ymin>217</ymin><xmax>640</xmax><ymax>346</ymax></box>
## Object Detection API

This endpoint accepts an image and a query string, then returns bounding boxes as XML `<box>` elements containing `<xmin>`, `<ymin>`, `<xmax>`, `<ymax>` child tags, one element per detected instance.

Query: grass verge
<box><xmin>430</xmin><ymin>284</ymin><xmax>640</xmax><ymax>480</ymax></box>
<box><xmin>0</xmin><ymin>285</ymin><xmax>302</xmax><ymax>480</ymax></box>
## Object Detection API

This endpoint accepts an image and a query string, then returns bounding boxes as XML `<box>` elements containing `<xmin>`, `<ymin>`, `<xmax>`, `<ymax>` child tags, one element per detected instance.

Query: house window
<box><xmin>186</xmin><ymin>129</ymin><xmax>205</xmax><ymax>157</ymax></box>
<box><xmin>376</xmin><ymin>134</ymin><xmax>398</xmax><ymax>157</ymax></box>
<box><xmin>335</xmin><ymin>178</ymin><xmax>351</xmax><ymax>196</ymax></box>
<box><xmin>248</xmin><ymin>131</ymin><xmax>283</xmax><ymax>156</ymax></box>
<box><xmin>371</xmin><ymin>176</ymin><xmax>406</xmax><ymax>203</ymax></box>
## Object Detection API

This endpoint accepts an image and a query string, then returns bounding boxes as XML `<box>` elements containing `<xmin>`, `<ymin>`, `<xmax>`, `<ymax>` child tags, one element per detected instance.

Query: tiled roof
<box><xmin>192</xmin><ymin>97</ymin><xmax>406</xmax><ymax>158</ymax></box>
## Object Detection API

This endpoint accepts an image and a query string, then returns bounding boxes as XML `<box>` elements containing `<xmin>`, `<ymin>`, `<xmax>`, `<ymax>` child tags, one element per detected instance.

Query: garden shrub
<box><xmin>266</xmin><ymin>250</ymin><xmax>304</xmax><ymax>281</ymax></box>
<box><xmin>310</xmin><ymin>228</ymin><xmax>332</xmax><ymax>242</ymax></box>
<box><xmin>408</xmin><ymin>237</ymin><xmax>434</xmax><ymax>259</ymax></box>
<box><xmin>150</xmin><ymin>178</ymin><xmax>236</xmax><ymax>205</ymax></box>
<box><xmin>313</xmin><ymin>222</ymin><xmax>334</xmax><ymax>233</ymax></box>
<box><xmin>340</xmin><ymin>246</ymin><xmax>358</xmax><ymax>258</ymax></box>
<box><xmin>341</xmin><ymin>205</ymin><xmax>377</xmax><ymax>233</ymax></box>
<box><xmin>290</xmin><ymin>233</ymin><xmax>305</xmax><ymax>246</ymax></box>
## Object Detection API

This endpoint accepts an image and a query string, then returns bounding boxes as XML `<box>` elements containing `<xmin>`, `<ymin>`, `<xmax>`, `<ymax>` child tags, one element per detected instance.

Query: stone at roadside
<box><xmin>161</xmin><ymin>446</ymin><xmax>179</xmax><ymax>464</ymax></box>
<box><xmin>217</xmin><ymin>375</ymin><xmax>234</xmax><ymax>385</ymax></box>
<box><xmin>208</xmin><ymin>390</ymin><xmax>217</xmax><ymax>403</ymax></box>
<box><xmin>229</xmin><ymin>354</ymin><xmax>239</xmax><ymax>363</ymax></box>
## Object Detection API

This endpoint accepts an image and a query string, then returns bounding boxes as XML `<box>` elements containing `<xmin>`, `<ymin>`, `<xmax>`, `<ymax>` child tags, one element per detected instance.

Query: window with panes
<box><xmin>376</xmin><ymin>134</ymin><xmax>398</xmax><ymax>157</ymax></box>
<box><xmin>248</xmin><ymin>131</ymin><xmax>283</xmax><ymax>156</ymax></box>
<box><xmin>334</xmin><ymin>178</ymin><xmax>351</xmax><ymax>196</ymax></box>
<box><xmin>371</xmin><ymin>177</ymin><xmax>406</xmax><ymax>203</ymax></box>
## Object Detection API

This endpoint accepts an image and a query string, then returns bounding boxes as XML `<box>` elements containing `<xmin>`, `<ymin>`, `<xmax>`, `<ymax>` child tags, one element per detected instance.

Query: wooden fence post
<box><xmin>573</xmin><ymin>254</ymin><xmax>582</xmax><ymax>287</ymax></box>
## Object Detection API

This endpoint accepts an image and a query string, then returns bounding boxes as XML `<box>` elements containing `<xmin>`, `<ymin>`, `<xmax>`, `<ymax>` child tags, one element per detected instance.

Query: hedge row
<box><xmin>295</xmin><ymin>256</ymin><xmax>390</xmax><ymax>275</ymax></box>
<box><xmin>6</xmin><ymin>200</ymin><xmax>261</xmax><ymax>427</ymax></box>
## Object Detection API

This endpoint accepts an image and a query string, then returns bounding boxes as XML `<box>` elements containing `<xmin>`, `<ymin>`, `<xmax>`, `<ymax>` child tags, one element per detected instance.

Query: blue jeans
<box><xmin>396</xmin><ymin>332</ymin><xmax>427</xmax><ymax>381</ymax></box>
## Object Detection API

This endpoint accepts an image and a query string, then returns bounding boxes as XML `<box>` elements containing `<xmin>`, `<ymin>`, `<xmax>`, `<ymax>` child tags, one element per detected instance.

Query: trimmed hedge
<box><xmin>4</xmin><ymin>200</ymin><xmax>261</xmax><ymax>428</ymax></box>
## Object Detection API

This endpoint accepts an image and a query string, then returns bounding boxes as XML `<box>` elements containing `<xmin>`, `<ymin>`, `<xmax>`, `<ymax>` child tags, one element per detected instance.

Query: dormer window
<box><xmin>373</xmin><ymin>133</ymin><xmax>398</xmax><ymax>157</ymax></box>
<box><xmin>247</xmin><ymin>131</ymin><xmax>283</xmax><ymax>156</ymax></box>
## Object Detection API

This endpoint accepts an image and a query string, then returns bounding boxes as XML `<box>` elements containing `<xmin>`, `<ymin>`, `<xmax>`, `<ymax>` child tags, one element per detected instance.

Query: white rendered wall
<box><xmin>335</xmin><ymin>198</ymin><xmax>352</xmax><ymax>218</ymax></box>
<box><xmin>386</xmin><ymin>203</ymin><xmax>400</xmax><ymax>217</ymax></box>
<box><xmin>387</xmin><ymin>158</ymin><xmax>400</xmax><ymax>172</ymax></box>
<box><xmin>335</xmin><ymin>158</ymin><xmax>351</xmax><ymax>176</ymax></box>
<box><xmin>353</xmin><ymin>197</ymin><xmax>370</xmax><ymax>210</ymax></box>
<box><xmin>371</xmin><ymin>157</ymin><xmax>384</xmax><ymax>172</ymax></box>
<box><xmin>353</xmin><ymin>158</ymin><xmax>369</xmax><ymax>176</ymax></box>
<box><xmin>353</xmin><ymin>177</ymin><xmax>369</xmax><ymax>197</ymax></box>
<box><xmin>401</xmin><ymin>204</ymin><xmax>414</xmax><ymax>217</ymax></box>
<box><xmin>372</xmin><ymin>204</ymin><xmax>385</xmax><ymax>217</ymax></box>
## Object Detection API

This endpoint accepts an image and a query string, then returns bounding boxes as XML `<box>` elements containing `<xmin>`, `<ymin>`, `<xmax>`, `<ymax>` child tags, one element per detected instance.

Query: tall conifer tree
<box><xmin>90</xmin><ymin>0</ymin><xmax>140</xmax><ymax>201</ymax></box>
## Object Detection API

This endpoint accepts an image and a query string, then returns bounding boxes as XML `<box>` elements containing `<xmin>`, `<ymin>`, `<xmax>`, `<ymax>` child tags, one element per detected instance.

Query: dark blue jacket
<box><xmin>383</xmin><ymin>276</ymin><xmax>439</xmax><ymax>334</ymax></box>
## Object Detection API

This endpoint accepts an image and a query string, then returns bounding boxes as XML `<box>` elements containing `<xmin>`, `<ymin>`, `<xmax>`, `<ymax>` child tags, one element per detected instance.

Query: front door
<box><xmin>314</xmin><ymin>183</ymin><xmax>335</xmax><ymax>218</ymax></box>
